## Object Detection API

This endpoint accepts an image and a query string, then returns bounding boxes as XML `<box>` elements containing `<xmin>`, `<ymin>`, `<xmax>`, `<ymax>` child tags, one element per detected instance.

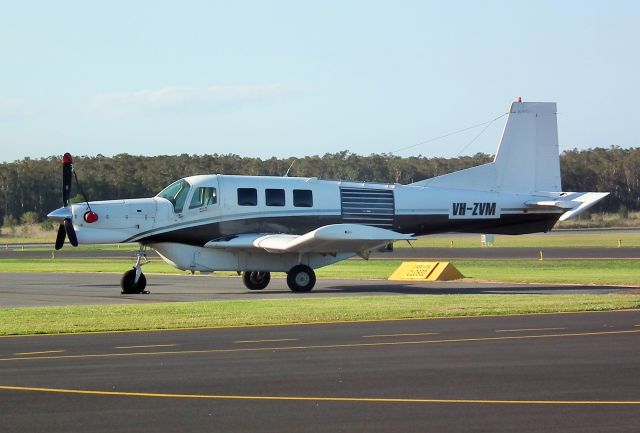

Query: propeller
<box><xmin>62</xmin><ymin>152</ymin><xmax>72</xmax><ymax>207</ymax></box>
<box><xmin>48</xmin><ymin>153</ymin><xmax>79</xmax><ymax>250</ymax></box>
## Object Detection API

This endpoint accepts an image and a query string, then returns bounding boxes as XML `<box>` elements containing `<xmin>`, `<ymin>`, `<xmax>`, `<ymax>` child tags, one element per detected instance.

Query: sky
<box><xmin>1</xmin><ymin>0</ymin><xmax>639</xmax><ymax>163</ymax></box>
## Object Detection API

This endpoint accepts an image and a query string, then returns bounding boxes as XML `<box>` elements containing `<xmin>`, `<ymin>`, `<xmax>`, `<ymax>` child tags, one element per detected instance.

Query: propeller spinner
<box><xmin>48</xmin><ymin>152</ymin><xmax>79</xmax><ymax>250</ymax></box>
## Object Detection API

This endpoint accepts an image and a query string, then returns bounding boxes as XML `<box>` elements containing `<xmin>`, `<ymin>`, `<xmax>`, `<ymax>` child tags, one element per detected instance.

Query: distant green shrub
<box><xmin>618</xmin><ymin>204</ymin><xmax>629</xmax><ymax>219</ymax></box>
<box><xmin>2</xmin><ymin>215</ymin><xmax>18</xmax><ymax>228</ymax></box>
<box><xmin>20</xmin><ymin>211</ymin><xmax>40</xmax><ymax>225</ymax></box>
<box><xmin>39</xmin><ymin>220</ymin><xmax>55</xmax><ymax>231</ymax></box>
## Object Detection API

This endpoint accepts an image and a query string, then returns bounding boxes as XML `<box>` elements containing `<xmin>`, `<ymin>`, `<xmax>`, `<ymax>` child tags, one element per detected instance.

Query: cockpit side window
<box><xmin>156</xmin><ymin>179</ymin><xmax>191</xmax><ymax>213</ymax></box>
<box><xmin>189</xmin><ymin>187</ymin><xmax>218</xmax><ymax>209</ymax></box>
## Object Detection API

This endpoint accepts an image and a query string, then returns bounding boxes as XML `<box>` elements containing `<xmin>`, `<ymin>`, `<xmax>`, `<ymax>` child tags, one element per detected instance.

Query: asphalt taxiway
<box><xmin>0</xmin><ymin>272</ymin><xmax>634</xmax><ymax>307</ymax></box>
<box><xmin>2</xmin><ymin>237</ymin><xmax>638</xmax><ymax>431</ymax></box>
<box><xmin>1</xmin><ymin>310</ymin><xmax>639</xmax><ymax>432</ymax></box>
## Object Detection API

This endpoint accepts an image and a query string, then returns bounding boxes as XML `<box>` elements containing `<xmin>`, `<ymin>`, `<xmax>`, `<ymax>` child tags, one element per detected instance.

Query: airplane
<box><xmin>47</xmin><ymin>100</ymin><xmax>608</xmax><ymax>294</ymax></box>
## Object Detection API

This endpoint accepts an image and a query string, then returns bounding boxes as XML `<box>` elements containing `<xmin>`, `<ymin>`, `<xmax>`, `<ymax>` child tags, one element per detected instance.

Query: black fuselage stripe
<box><xmin>132</xmin><ymin>212</ymin><xmax>561</xmax><ymax>246</ymax></box>
<box><xmin>123</xmin><ymin>209</ymin><xmax>340</xmax><ymax>243</ymax></box>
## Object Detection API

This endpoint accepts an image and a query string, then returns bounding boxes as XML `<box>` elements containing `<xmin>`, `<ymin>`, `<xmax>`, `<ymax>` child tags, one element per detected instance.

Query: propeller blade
<box><xmin>55</xmin><ymin>224</ymin><xmax>66</xmax><ymax>250</ymax></box>
<box><xmin>62</xmin><ymin>153</ymin><xmax>73</xmax><ymax>207</ymax></box>
<box><xmin>64</xmin><ymin>218</ymin><xmax>78</xmax><ymax>247</ymax></box>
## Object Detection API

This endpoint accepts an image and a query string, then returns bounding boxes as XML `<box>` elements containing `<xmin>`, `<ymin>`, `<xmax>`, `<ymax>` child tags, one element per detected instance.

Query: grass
<box><xmin>317</xmin><ymin>259</ymin><xmax>640</xmax><ymax>286</ymax></box>
<box><xmin>3</xmin><ymin>224</ymin><xmax>640</xmax><ymax>248</ymax></box>
<box><xmin>454</xmin><ymin>260</ymin><xmax>640</xmax><ymax>286</ymax></box>
<box><xmin>0</xmin><ymin>224</ymin><xmax>57</xmax><ymax>244</ymax></box>
<box><xmin>0</xmin><ymin>257</ymin><xmax>638</xmax><ymax>286</ymax></box>
<box><xmin>397</xmin><ymin>232</ymin><xmax>640</xmax><ymax>248</ymax></box>
<box><xmin>1</xmin><ymin>230</ymin><xmax>638</xmax><ymax>336</ymax></box>
<box><xmin>0</xmin><ymin>258</ymin><xmax>174</xmax><ymax>274</ymax></box>
<box><xmin>555</xmin><ymin>210</ymin><xmax>640</xmax><ymax>229</ymax></box>
<box><xmin>1</xmin><ymin>294</ymin><xmax>639</xmax><ymax>336</ymax></box>
<box><xmin>1</xmin><ymin>244</ymin><xmax>140</xmax><ymax>252</ymax></box>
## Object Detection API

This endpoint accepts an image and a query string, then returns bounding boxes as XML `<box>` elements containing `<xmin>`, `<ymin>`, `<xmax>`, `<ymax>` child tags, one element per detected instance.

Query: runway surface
<box><xmin>2</xmin><ymin>245</ymin><xmax>640</xmax><ymax>260</ymax></box>
<box><xmin>1</xmin><ymin>310</ymin><xmax>640</xmax><ymax>432</ymax></box>
<box><xmin>0</xmin><ymin>272</ymin><xmax>633</xmax><ymax>307</ymax></box>
<box><xmin>384</xmin><ymin>246</ymin><xmax>640</xmax><ymax>260</ymax></box>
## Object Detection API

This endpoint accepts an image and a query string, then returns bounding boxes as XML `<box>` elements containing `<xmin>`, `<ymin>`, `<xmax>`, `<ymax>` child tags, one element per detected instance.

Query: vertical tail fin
<box><xmin>494</xmin><ymin>101</ymin><xmax>561</xmax><ymax>193</ymax></box>
<box><xmin>411</xmin><ymin>101</ymin><xmax>562</xmax><ymax>193</ymax></box>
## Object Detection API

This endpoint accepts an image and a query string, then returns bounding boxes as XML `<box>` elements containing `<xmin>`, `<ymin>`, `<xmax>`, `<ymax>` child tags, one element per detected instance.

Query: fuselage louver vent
<box><xmin>340</xmin><ymin>187</ymin><xmax>395</xmax><ymax>229</ymax></box>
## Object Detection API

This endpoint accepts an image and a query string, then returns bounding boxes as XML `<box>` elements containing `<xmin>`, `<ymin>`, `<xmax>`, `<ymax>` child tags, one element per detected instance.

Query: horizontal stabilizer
<box><xmin>524</xmin><ymin>200</ymin><xmax>576</xmax><ymax>209</ymax></box>
<box><xmin>557</xmin><ymin>192</ymin><xmax>610</xmax><ymax>221</ymax></box>
<box><xmin>524</xmin><ymin>192</ymin><xmax>609</xmax><ymax>221</ymax></box>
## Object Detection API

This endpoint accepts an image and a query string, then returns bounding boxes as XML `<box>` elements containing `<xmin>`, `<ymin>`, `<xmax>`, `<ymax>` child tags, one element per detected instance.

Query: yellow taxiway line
<box><xmin>1</xmin><ymin>329</ymin><xmax>639</xmax><ymax>363</ymax></box>
<box><xmin>114</xmin><ymin>344</ymin><xmax>177</xmax><ymax>349</ymax></box>
<box><xmin>362</xmin><ymin>332</ymin><xmax>439</xmax><ymax>338</ymax></box>
<box><xmin>0</xmin><ymin>385</ymin><xmax>638</xmax><ymax>405</ymax></box>
<box><xmin>234</xmin><ymin>338</ymin><xmax>299</xmax><ymax>344</ymax></box>
<box><xmin>495</xmin><ymin>327</ymin><xmax>565</xmax><ymax>333</ymax></box>
<box><xmin>12</xmin><ymin>350</ymin><xmax>65</xmax><ymax>356</ymax></box>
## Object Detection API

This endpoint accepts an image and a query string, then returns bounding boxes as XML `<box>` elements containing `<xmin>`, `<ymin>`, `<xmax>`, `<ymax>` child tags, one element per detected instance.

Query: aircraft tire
<box><xmin>242</xmin><ymin>271</ymin><xmax>271</xmax><ymax>290</ymax></box>
<box><xmin>121</xmin><ymin>268</ymin><xmax>147</xmax><ymax>294</ymax></box>
<box><xmin>286</xmin><ymin>265</ymin><xmax>316</xmax><ymax>293</ymax></box>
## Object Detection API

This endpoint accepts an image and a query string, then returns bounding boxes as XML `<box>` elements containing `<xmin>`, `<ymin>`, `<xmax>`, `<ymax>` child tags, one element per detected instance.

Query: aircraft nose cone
<box><xmin>47</xmin><ymin>207</ymin><xmax>73</xmax><ymax>222</ymax></box>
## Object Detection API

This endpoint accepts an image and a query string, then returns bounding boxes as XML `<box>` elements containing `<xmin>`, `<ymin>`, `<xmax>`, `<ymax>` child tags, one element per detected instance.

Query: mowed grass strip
<box><xmin>316</xmin><ymin>259</ymin><xmax>640</xmax><ymax>286</ymax></box>
<box><xmin>1</xmin><ymin>294</ymin><xmax>639</xmax><ymax>336</ymax></box>
<box><xmin>455</xmin><ymin>260</ymin><xmax>640</xmax><ymax>286</ymax></box>
<box><xmin>0</xmin><ymin>258</ymin><xmax>638</xmax><ymax>286</ymax></box>
<box><xmin>0</xmin><ymin>258</ymin><xmax>173</xmax><ymax>274</ymax></box>
<box><xmin>397</xmin><ymin>232</ymin><xmax>640</xmax><ymax>248</ymax></box>
<box><xmin>3</xmin><ymin>230</ymin><xmax>640</xmax><ymax>249</ymax></box>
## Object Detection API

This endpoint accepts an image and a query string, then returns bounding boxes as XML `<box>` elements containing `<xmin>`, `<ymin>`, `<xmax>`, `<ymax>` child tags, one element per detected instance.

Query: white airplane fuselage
<box><xmin>67</xmin><ymin>174</ymin><xmax>562</xmax><ymax>273</ymax></box>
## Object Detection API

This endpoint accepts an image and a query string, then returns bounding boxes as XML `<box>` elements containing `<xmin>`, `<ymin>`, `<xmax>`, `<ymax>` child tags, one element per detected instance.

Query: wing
<box><xmin>204</xmin><ymin>224</ymin><xmax>415</xmax><ymax>256</ymax></box>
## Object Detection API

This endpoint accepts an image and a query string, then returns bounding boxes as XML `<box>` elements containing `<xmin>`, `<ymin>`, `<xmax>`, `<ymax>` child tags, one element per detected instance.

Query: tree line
<box><xmin>1</xmin><ymin>146</ymin><xmax>638</xmax><ymax>226</ymax></box>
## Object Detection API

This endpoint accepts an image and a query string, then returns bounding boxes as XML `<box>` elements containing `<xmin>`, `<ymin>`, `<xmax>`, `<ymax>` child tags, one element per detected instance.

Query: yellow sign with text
<box><xmin>388</xmin><ymin>261</ymin><xmax>464</xmax><ymax>282</ymax></box>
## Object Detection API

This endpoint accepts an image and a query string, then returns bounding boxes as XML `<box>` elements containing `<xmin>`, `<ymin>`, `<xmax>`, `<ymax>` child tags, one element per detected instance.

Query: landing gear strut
<box><xmin>242</xmin><ymin>271</ymin><xmax>271</xmax><ymax>290</ymax></box>
<box><xmin>286</xmin><ymin>265</ymin><xmax>316</xmax><ymax>293</ymax></box>
<box><xmin>121</xmin><ymin>245</ymin><xmax>149</xmax><ymax>294</ymax></box>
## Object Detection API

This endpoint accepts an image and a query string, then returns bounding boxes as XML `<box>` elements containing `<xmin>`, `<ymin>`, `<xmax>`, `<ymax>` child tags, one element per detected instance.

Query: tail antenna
<box><xmin>284</xmin><ymin>159</ymin><xmax>297</xmax><ymax>177</ymax></box>
<box><xmin>72</xmin><ymin>166</ymin><xmax>92</xmax><ymax>212</ymax></box>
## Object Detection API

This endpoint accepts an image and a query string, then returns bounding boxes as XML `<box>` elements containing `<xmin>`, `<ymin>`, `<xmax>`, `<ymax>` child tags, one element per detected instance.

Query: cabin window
<box><xmin>237</xmin><ymin>188</ymin><xmax>257</xmax><ymax>206</ymax></box>
<box><xmin>156</xmin><ymin>179</ymin><xmax>191</xmax><ymax>213</ymax></box>
<box><xmin>265</xmin><ymin>188</ymin><xmax>285</xmax><ymax>206</ymax></box>
<box><xmin>293</xmin><ymin>189</ymin><xmax>313</xmax><ymax>207</ymax></box>
<box><xmin>189</xmin><ymin>187</ymin><xmax>217</xmax><ymax>209</ymax></box>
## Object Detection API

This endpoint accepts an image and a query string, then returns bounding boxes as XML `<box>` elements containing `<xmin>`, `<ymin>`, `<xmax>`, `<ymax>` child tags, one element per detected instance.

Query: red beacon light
<box><xmin>84</xmin><ymin>211</ymin><xmax>99</xmax><ymax>223</ymax></box>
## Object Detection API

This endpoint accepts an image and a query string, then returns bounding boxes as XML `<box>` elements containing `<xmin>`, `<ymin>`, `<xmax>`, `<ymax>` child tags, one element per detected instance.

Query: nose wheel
<box><xmin>121</xmin><ymin>246</ymin><xmax>149</xmax><ymax>294</ymax></box>
<box><xmin>121</xmin><ymin>268</ymin><xmax>147</xmax><ymax>294</ymax></box>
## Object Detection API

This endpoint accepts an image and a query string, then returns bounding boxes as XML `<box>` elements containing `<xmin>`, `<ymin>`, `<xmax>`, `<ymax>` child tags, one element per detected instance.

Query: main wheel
<box><xmin>242</xmin><ymin>271</ymin><xmax>271</xmax><ymax>290</ymax></box>
<box><xmin>286</xmin><ymin>265</ymin><xmax>316</xmax><ymax>293</ymax></box>
<box><xmin>121</xmin><ymin>268</ymin><xmax>147</xmax><ymax>294</ymax></box>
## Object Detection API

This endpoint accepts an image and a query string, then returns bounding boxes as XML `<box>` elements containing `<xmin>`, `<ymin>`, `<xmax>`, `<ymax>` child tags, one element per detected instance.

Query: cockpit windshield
<box><xmin>156</xmin><ymin>179</ymin><xmax>191</xmax><ymax>213</ymax></box>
